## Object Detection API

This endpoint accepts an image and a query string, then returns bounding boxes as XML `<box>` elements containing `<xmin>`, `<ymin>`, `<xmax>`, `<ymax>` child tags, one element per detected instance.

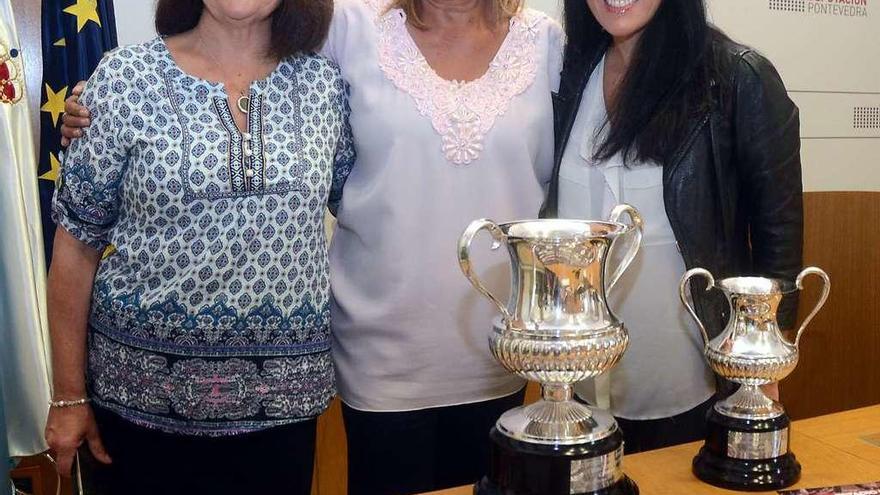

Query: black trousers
<box><xmin>342</xmin><ymin>389</ymin><xmax>526</xmax><ymax>495</ymax></box>
<box><xmin>616</xmin><ymin>396</ymin><xmax>716</xmax><ymax>454</ymax></box>
<box><xmin>82</xmin><ymin>406</ymin><xmax>316</xmax><ymax>495</ymax></box>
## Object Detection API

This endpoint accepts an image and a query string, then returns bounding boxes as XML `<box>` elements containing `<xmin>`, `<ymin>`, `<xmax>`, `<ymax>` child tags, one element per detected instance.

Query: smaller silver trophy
<box><xmin>458</xmin><ymin>205</ymin><xmax>643</xmax><ymax>495</ymax></box>
<box><xmin>680</xmin><ymin>267</ymin><xmax>831</xmax><ymax>491</ymax></box>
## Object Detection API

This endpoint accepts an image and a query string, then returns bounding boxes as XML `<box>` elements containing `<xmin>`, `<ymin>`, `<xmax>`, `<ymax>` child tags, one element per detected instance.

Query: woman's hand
<box><xmin>60</xmin><ymin>81</ymin><xmax>89</xmax><ymax>147</ymax></box>
<box><xmin>45</xmin><ymin>404</ymin><xmax>112</xmax><ymax>477</ymax></box>
<box><xmin>46</xmin><ymin>228</ymin><xmax>108</xmax><ymax>476</ymax></box>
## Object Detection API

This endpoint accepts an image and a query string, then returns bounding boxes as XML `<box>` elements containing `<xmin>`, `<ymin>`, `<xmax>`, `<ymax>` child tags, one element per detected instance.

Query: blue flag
<box><xmin>39</xmin><ymin>0</ymin><xmax>117</xmax><ymax>263</ymax></box>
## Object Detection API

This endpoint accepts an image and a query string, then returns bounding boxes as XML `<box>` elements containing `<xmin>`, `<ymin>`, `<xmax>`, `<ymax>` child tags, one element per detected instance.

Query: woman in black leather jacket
<box><xmin>541</xmin><ymin>0</ymin><xmax>803</xmax><ymax>453</ymax></box>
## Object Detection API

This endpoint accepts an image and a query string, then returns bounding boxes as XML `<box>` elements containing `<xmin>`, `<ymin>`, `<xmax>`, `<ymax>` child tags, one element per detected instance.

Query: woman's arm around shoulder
<box><xmin>59</xmin><ymin>44</ymin><xmax>144</xmax><ymax>144</ymax></box>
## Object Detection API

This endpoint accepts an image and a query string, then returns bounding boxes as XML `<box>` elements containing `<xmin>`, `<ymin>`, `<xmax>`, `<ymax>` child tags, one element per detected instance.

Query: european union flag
<box><xmin>39</xmin><ymin>0</ymin><xmax>117</xmax><ymax>263</ymax></box>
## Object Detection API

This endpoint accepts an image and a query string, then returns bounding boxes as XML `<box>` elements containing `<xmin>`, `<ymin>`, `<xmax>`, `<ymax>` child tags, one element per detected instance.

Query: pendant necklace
<box><xmin>236</xmin><ymin>92</ymin><xmax>250</xmax><ymax>114</ymax></box>
<box><xmin>198</xmin><ymin>31</ymin><xmax>250</xmax><ymax>115</ymax></box>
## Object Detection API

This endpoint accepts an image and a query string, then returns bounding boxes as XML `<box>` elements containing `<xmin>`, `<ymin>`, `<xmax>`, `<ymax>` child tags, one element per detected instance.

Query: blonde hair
<box><xmin>390</xmin><ymin>0</ymin><xmax>524</xmax><ymax>29</ymax></box>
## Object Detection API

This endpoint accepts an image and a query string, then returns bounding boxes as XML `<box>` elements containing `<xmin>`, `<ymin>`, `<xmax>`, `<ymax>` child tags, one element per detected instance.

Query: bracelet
<box><xmin>49</xmin><ymin>398</ymin><xmax>91</xmax><ymax>409</ymax></box>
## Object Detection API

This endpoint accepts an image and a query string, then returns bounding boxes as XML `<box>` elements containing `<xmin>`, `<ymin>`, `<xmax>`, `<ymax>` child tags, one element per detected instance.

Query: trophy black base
<box><xmin>693</xmin><ymin>407</ymin><xmax>801</xmax><ymax>492</ymax></box>
<box><xmin>474</xmin><ymin>427</ymin><xmax>639</xmax><ymax>495</ymax></box>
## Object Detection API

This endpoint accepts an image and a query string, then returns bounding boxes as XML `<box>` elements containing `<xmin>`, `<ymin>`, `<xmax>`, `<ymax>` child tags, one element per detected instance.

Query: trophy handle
<box><xmin>679</xmin><ymin>268</ymin><xmax>715</xmax><ymax>347</ymax></box>
<box><xmin>793</xmin><ymin>267</ymin><xmax>831</xmax><ymax>347</ymax></box>
<box><xmin>457</xmin><ymin>219</ymin><xmax>512</xmax><ymax>321</ymax></box>
<box><xmin>606</xmin><ymin>204</ymin><xmax>644</xmax><ymax>292</ymax></box>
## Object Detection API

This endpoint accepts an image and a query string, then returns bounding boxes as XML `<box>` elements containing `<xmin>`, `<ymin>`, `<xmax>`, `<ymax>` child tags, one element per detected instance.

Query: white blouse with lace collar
<box><xmin>375</xmin><ymin>5</ymin><xmax>545</xmax><ymax>165</ymax></box>
<box><xmin>323</xmin><ymin>0</ymin><xmax>564</xmax><ymax>411</ymax></box>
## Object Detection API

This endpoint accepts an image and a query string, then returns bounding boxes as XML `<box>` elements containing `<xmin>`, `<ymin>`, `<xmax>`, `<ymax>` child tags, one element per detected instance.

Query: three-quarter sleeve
<box><xmin>52</xmin><ymin>53</ymin><xmax>131</xmax><ymax>251</ymax></box>
<box><xmin>328</xmin><ymin>80</ymin><xmax>355</xmax><ymax>216</ymax></box>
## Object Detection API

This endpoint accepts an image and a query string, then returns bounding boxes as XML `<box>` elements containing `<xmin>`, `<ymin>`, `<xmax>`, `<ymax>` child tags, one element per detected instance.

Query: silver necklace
<box><xmin>197</xmin><ymin>31</ymin><xmax>250</xmax><ymax>114</ymax></box>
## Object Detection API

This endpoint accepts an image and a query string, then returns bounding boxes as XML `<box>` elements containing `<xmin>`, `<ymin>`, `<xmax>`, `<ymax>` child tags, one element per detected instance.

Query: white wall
<box><xmin>113</xmin><ymin>0</ymin><xmax>156</xmax><ymax>47</ymax></box>
<box><xmin>706</xmin><ymin>0</ymin><xmax>879</xmax><ymax>192</ymax></box>
<box><xmin>529</xmin><ymin>0</ymin><xmax>561</xmax><ymax>16</ymax></box>
<box><xmin>111</xmin><ymin>0</ymin><xmax>879</xmax><ymax>192</ymax></box>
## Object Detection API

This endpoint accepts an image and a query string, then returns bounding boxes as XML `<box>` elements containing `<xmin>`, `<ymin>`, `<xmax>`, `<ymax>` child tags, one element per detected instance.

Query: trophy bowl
<box><xmin>704</xmin><ymin>348</ymin><xmax>799</xmax><ymax>387</ymax></box>
<box><xmin>488</xmin><ymin>325</ymin><xmax>629</xmax><ymax>385</ymax></box>
<box><xmin>702</xmin><ymin>276</ymin><xmax>802</xmax><ymax>388</ymax></box>
<box><xmin>459</xmin><ymin>206</ymin><xmax>644</xmax><ymax>495</ymax></box>
<box><xmin>489</xmin><ymin>324</ymin><xmax>630</xmax><ymax>446</ymax></box>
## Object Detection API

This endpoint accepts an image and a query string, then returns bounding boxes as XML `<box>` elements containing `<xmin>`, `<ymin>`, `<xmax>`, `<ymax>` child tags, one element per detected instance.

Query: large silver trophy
<box><xmin>680</xmin><ymin>267</ymin><xmax>831</xmax><ymax>491</ymax></box>
<box><xmin>458</xmin><ymin>205</ymin><xmax>643</xmax><ymax>495</ymax></box>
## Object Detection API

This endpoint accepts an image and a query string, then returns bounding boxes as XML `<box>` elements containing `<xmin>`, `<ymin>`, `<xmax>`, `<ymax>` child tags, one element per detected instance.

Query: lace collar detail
<box><xmin>373</xmin><ymin>4</ymin><xmax>543</xmax><ymax>165</ymax></box>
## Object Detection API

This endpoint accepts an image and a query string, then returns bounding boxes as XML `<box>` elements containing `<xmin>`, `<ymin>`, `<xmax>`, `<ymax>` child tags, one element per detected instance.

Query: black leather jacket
<box><xmin>541</xmin><ymin>32</ymin><xmax>804</xmax><ymax>344</ymax></box>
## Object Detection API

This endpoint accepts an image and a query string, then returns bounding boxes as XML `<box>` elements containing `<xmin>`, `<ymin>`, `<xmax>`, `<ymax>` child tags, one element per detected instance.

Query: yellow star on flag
<box><xmin>63</xmin><ymin>0</ymin><xmax>102</xmax><ymax>33</ymax></box>
<box><xmin>41</xmin><ymin>84</ymin><xmax>68</xmax><ymax>127</ymax></box>
<box><xmin>40</xmin><ymin>152</ymin><xmax>62</xmax><ymax>184</ymax></box>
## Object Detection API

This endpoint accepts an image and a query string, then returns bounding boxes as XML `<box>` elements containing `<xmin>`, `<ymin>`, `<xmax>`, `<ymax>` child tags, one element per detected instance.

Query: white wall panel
<box><xmin>708</xmin><ymin>0</ymin><xmax>879</xmax><ymax>191</ymax></box>
<box><xmin>529</xmin><ymin>0</ymin><xmax>561</xmax><ymax>16</ymax></box>
<box><xmin>112</xmin><ymin>0</ymin><xmax>156</xmax><ymax>46</ymax></box>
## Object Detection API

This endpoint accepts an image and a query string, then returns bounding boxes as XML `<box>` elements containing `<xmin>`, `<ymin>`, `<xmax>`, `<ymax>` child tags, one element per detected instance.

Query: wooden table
<box><xmin>423</xmin><ymin>405</ymin><xmax>880</xmax><ymax>495</ymax></box>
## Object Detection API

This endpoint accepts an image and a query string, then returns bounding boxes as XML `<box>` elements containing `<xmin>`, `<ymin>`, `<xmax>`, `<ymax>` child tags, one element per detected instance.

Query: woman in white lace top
<box><xmin>324</xmin><ymin>1</ymin><xmax>562</xmax><ymax>493</ymax></box>
<box><xmin>63</xmin><ymin>1</ymin><xmax>563</xmax><ymax>492</ymax></box>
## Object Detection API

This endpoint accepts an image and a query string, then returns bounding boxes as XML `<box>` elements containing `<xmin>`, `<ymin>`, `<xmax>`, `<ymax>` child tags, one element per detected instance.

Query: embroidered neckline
<box><xmin>373</xmin><ymin>4</ymin><xmax>543</xmax><ymax>165</ymax></box>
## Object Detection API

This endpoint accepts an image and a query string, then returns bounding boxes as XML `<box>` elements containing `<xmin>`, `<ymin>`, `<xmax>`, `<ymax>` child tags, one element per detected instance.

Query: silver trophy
<box><xmin>680</xmin><ymin>267</ymin><xmax>831</xmax><ymax>491</ymax></box>
<box><xmin>459</xmin><ymin>205</ymin><xmax>643</xmax><ymax>495</ymax></box>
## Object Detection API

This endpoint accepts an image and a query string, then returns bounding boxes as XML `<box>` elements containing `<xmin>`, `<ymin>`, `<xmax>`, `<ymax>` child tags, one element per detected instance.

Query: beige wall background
<box><xmin>112</xmin><ymin>0</ymin><xmax>880</xmax><ymax>192</ymax></box>
<box><xmin>708</xmin><ymin>0</ymin><xmax>879</xmax><ymax>192</ymax></box>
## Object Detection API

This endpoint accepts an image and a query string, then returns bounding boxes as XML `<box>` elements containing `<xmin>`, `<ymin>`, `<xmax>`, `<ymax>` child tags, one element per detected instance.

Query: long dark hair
<box><xmin>155</xmin><ymin>0</ymin><xmax>333</xmax><ymax>59</ymax></box>
<box><xmin>563</xmin><ymin>0</ymin><xmax>715</xmax><ymax>165</ymax></box>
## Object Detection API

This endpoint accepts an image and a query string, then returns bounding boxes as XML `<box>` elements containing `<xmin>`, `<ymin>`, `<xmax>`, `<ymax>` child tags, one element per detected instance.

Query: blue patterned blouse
<box><xmin>52</xmin><ymin>38</ymin><xmax>354</xmax><ymax>436</ymax></box>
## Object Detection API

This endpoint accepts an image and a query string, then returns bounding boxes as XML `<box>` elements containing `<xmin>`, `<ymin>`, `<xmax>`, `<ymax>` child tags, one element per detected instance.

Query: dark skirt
<box><xmin>80</xmin><ymin>406</ymin><xmax>317</xmax><ymax>495</ymax></box>
<box><xmin>342</xmin><ymin>389</ymin><xmax>527</xmax><ymax>495</ymax></box>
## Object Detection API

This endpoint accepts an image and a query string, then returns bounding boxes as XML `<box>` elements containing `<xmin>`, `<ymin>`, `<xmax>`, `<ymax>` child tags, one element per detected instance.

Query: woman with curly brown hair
<box><xmin>64</xmin><ymin>0</ymin><xmax>564</xmax><ymax>492</ymax></box>
<box><xmin>45</xmin><ymin>1</ymin><xmax>352</xmax><ymax>493</ymax></box>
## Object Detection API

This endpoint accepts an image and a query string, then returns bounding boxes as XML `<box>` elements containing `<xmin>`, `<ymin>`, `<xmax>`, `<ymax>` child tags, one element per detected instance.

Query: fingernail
<box><xmin>75</xmin><ymin>130</ymin><xmax>82</xmax><ymax>137</ymax></box>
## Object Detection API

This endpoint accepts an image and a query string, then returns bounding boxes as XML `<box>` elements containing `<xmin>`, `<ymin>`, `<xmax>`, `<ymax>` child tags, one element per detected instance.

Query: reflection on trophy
<box><xmin>680</xmin><ymin>267</ymin><xmax>831</xmax><ymax>491</ymax></box>
<box><xmin>458</xmin><ymin>205</ymin><xmax>643</xmax><ymax>495</ymax></box>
